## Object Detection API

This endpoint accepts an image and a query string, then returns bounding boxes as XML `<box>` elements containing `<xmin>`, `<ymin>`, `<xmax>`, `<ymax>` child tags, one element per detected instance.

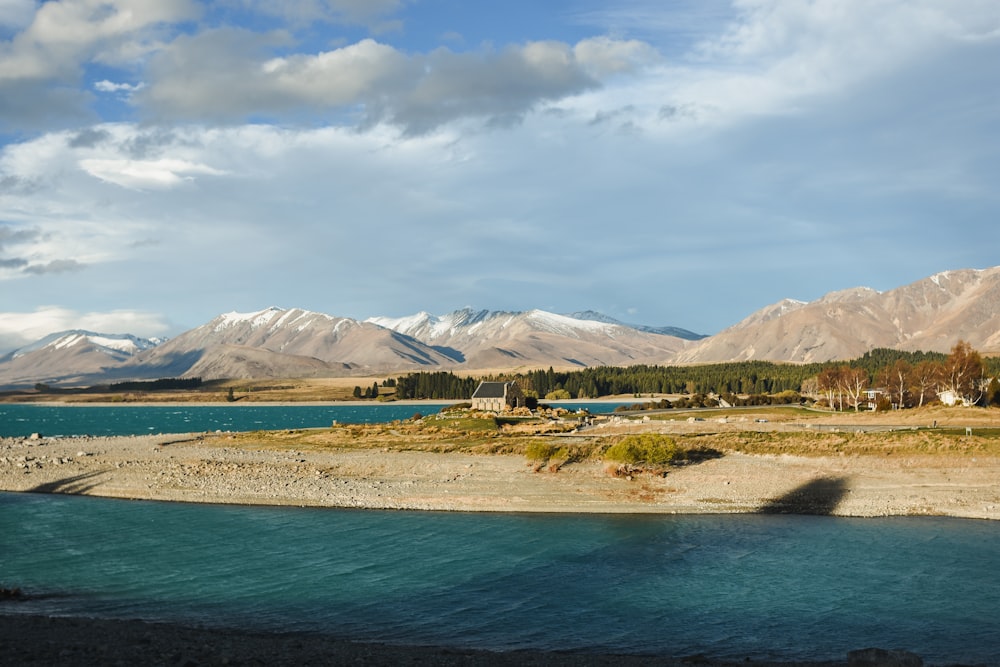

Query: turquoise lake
<box><xmin>0</xmin><ymin>402</ymin><xmax>630</xmax><ymax>438</ymax></box>
<box><xmin>2</xmin><ymin>493</ymin><xmax>999</xmax><ymax>664</ymax></box>
<box><xmin>2</xmin><ymin>404</ymin><xmax>999</xmax><ymax>663</ymax></box>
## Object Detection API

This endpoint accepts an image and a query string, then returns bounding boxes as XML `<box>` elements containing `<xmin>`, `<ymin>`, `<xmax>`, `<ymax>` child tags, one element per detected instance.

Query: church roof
<box><xmin>472</xmin><ymin>381</ymin><xmax>510</xmax><ymax>398</ymax></box>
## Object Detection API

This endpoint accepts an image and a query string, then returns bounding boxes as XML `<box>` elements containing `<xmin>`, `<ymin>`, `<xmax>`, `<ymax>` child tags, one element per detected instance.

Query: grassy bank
<box><xmin>200</xmin><ymin>404</ymin><xmax>1000</xmax><ymax>467</ymax></box>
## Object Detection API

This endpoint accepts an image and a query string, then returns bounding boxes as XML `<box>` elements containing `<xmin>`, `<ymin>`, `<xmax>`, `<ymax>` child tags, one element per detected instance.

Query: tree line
<box><xmin>387</xmin><ymin>343</ymin><xmax>1000</xmax><ymax>410</ymax></box>
<box><xmin>815</xmin><ymin>341</ymin><xmax>999</xmax><ymax>410</ymax></box>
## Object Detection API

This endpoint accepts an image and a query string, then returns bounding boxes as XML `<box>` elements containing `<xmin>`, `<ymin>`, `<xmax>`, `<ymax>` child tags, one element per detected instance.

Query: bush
<box><xmin>603</xmin><ymin>434</ymin><xmax>685</xmax><ymax>467</ymax></box>
<box><xmin>525</xmin><ymin>441</ymin><xmax>558</xmax><ymax>462</ymax></box>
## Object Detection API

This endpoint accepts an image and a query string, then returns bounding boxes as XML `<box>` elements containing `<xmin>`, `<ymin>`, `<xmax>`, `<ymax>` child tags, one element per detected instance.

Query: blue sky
<box><xmin>1</xmin><ymin>0</ymin><xmax>999</xmax><ymax>353</ymax></box>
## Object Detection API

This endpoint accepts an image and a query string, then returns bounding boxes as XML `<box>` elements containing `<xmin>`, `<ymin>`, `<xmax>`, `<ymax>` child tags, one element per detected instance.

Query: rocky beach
<box><xmin>2</xmin><ymin>412</ymin><xmax>999</xmax><ymax>518</ymax></box>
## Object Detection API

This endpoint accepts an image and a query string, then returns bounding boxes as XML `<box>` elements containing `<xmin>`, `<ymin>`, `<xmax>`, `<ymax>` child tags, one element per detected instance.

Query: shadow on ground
<box><xmin>685</xmin><ymin>447</ymin><xmax>724</xmax><ymax>463</ymax></box>
<box><xmin>759</xmin><ymin>476</ymin><xmax>850</xmax><ymax>515</ymax></box>
<box><xmin>27</xmin><ymin>470</ymin><xmax>107</xmax><ymax>495</ymax></box>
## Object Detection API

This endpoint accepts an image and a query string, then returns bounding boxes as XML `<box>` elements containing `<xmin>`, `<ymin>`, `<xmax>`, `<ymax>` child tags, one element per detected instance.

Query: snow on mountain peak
<box><xmin>365</xmin><ymin>312</ymin><xmax>435</xmax><ymax>336</ymax></box>
<box><xmin>214</xmin><ymin>306</ymin><xmax>286</xmax><ymax>331</ymax></box>
<box><xmin>526</xmin><ymin>309</ymin><xmax>614</xmax><ymax>335</ymax></box>
<box><xmin>12</xmin><ymin>330</ymin><xmax>157</xmax><ymax>359</ymax></box>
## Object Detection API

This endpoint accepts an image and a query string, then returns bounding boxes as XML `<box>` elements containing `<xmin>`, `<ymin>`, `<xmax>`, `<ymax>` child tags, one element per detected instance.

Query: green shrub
<box><xmin>603</xmin><ymin>434</ymin><xmax>685</xmax><ymax>466</ymax></box>
<box><xmin>525</xmin><ymin>441</ymin><xmax>558</xmax><ymax>462</ymax></box>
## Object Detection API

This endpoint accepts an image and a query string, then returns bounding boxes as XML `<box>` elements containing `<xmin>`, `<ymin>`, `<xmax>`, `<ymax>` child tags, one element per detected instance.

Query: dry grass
<box><xmin>201</xmin><ymin>403</ymin><xmax>1000</xmax><ymax>464</ymax></box>
<box><xmin>679</xmin><ymin>428</ymin><xmax>1000</xmax><ymax>457</ymax></box>
<box><xmin>203</xmin><ymin>413</ymin><xmax>530</xmax><ymax>455</ymax></box>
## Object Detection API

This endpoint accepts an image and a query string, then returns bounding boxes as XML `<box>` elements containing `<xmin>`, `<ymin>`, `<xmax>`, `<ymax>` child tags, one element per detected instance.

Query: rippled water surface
<box><xmin>0</xmin><ymin>402</ymin><xmax>631</xmax><ymax>437</ymax></box>
<box><xmin>2</xmin><ymin>492</ymin><xmax>999</xmax><ymax>664</ymax></box>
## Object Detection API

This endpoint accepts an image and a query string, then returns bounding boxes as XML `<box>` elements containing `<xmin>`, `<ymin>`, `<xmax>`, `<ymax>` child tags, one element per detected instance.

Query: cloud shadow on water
<box><xmin>758</xmin><ymin>476</ymin><xmax>850</xmax><ymax>516</ymax></box>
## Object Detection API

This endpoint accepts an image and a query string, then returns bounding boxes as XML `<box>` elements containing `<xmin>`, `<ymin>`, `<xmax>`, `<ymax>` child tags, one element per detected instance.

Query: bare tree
<box><xmin>941</xmin><ymin>340</ymin><xmax>985</xmax><ymax>405</ymax></box>
<box><xmin>911</xmin><ymin>359</ymin><xmax>941</xmax><ymax>407</ymax></box>
<box><xmin>878</xmin><ymin>359</ymin><xmax>912</xmax><ymax>409</ymax></box>
<box><xmin>841</xmin><ymin>366</ymin><xmax>869</xmax><ymax>412</ymax></box>
<box><xmin>818</xmin><ymin>366</ymin><xmax>843</xmax><ymax>410</ymax></box>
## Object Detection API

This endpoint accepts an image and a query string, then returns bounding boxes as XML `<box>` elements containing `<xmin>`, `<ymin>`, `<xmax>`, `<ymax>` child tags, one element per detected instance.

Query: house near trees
<box><xmin>937</xmin><ymin>389</ymin><xmax>970</xmax><ymax>407</ymax></box>
<box><xmin>471</xmin><ymin>381</ymin><xmax>525</xmax><ymax>412</ymax></box>
<box><xmin>863</xmin><ymin>388</ymin><xmax>887</xmax><ymax>411</ymax></box>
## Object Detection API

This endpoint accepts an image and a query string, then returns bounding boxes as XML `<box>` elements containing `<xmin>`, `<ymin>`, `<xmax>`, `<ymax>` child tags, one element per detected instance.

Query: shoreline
<box><xmin>0</xmin><ymin>613</ymin><xmax>863</xmax><ymax>666</ymax></box>
<box><xmin>2</xmin><ymin>431</ymin><xmax>998</xmax><ymax>519</ymax></box>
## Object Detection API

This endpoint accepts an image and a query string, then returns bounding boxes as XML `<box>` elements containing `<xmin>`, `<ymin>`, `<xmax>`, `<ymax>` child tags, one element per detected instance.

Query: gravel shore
<box><xmin>1</xmin><ymin>430</ymin><xmax>998</xmax><ymax>518</ymax></box>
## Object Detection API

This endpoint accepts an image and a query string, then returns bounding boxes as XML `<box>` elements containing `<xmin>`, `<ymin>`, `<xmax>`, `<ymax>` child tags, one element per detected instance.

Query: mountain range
<box><xmin>2</xmin><ymin>267</ymin><xmax>998</xmax><ymax>389</ymax></box>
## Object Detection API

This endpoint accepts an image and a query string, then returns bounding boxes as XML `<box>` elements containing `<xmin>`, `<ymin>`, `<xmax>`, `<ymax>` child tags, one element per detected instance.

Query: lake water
<box><xmin>2</xmin><ymin>404</ymin><xmax>999</xmax><ymax>663</ymax></box>
<box><xmin>0</xmin><ymin>402</ymin><xmax>630</xmax><ymax>438</ymax></box>
<box><xmin>2</xmin><ymin>492</ymin><xmax>999</xmax><ymax>664</ymax></box>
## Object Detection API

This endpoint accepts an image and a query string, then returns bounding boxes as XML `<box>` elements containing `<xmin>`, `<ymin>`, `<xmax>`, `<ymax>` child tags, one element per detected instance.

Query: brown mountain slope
<box><xmin>368</xmin><ymin>309</ymin><xmax>689</xmax><ymax>368</ymax></box>
<box><xmin>119</xmin><ymin>308</ymin><xmax>458</xmax><ymax>380</ymax></box>
<box><xmin>676</xmin><ymin>267</ymin><xmax>1000</xmax><ymax>363</ymax></box>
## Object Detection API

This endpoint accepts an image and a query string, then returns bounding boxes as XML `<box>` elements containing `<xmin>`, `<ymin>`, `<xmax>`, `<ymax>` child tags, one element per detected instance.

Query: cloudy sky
<box><xmin>1</xmin><ymin>0</ymin><xmax>999</xmax><ymax>353</ymax></box>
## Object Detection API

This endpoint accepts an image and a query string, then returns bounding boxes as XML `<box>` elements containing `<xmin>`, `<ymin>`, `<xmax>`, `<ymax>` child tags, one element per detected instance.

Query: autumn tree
<box><xmin>816</xmin><ymin>367</ymin><xmax>837</xmax><ymax>410</ymax></box>
<box><xmin>940</xmin><ymin>340</ymin><xmax>985</xmax><ymax>405</ymax></box>
<box><xmin>985</xmin><ymin>377</ymin><xmax>1000</xmax><ymax>408</ymax></box>
<box><xmin>800</xmin><ymin>376</ymin><xmax>819</xmax><ymax>400</ymax></box>
<box><xmin>911</xmin><ymin>359</ymin><xmax>941</xmax><ymax>407</ymax></box>
<box><xmin>878</xmin><ymin>359</ymin><xmax>912</xmax><ymax>409</ymax></box>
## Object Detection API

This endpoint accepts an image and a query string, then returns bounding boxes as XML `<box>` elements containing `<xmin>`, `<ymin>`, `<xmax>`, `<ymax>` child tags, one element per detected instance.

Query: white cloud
<box><xmin>136</xmin><ymin>33</ymin><xmax>660</xmax><ymax>133</ymax></box>
<box><xmin>0</xmin><ymin>0</ymin><xmax>199</xmax><ymax>128</ymax></box>
<box><xmin>683</xmin><ymin>0</ymin><xmax>1000</xmax><ymax>111</ymax></box>
<box><xmin>572</xmin><ymin>36</ymin><xmax>661</xmax><ymax>76</ymax></box>
<box><xmin>0</xmin><ymin>2</ymin><xmax>998</xmax><ymax>335</ymax></box>
<box><xmin>0</xmin><ymin>0</ymin><xmax>36</xmax><ymax>30</ymax></box>
<box><xmin>94</xmin><ymin>79</ymin><xmax>143</xmax><ymax>93</ymax></box>
<box><xmin>80</xmin><ymin>157</ymin><xmax>226</xmax><ymax>189</ymax></box>
<box><xmin>0</xmin><ymin>0</ymin><xmax>199</xmax><ymax>81</ymax></box>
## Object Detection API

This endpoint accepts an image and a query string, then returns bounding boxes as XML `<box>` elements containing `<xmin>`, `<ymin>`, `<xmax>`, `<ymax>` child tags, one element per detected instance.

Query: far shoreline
<box><xmin>0</xmin><ymin>395</ymin><xmax>662</xmax><ymax>408</ymax></box>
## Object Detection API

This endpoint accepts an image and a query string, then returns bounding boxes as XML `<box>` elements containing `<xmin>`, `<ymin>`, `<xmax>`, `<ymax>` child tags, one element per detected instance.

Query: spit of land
<box><xmin>2</xmin><ymin>403</ymin><xmax>998</xmax><ymax>519</ymax></box>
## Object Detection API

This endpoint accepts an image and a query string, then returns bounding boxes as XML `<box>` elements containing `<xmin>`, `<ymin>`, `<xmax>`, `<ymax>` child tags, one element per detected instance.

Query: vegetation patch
<box><xmin>524</xmin><ymin>441</ymin><xmax>586</xmax><ymax>472</ymax></box>
<box><xmin>601</xmin><ymin>434</ymin><xmax>688</xmax><ymax>477</ymax></box>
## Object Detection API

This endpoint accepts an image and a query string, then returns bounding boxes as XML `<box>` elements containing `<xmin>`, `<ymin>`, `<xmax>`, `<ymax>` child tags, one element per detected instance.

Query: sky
<box><xmin>1</xmin><ymin>0</ymin><xmax>999</xmax><ymax>353</ymax></box>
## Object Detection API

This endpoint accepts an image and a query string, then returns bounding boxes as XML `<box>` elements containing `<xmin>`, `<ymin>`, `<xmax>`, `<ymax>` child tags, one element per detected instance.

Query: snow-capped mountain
<box><xmin>367</xmin><ymin>308</ymin><xmax>689</xmax><ymax>368</ymax></box>
<box><xmin>2</xmin><ymin>266</ymin><xmax>999</xmax><ymax>389</ymax></box>
<box><xmin>0</xmin><ymin>330</ymin><xmax>162</xmax><ymax>388</ymax></box>
<box><xmin>117</xmin><ymin>307</ymin><xmax>458</xmax><ymax>381</ymax></box>
<box><xmin>567</xmin><ymin>311</ymin><xmax>706</xmax><ymax>340</ymax></box>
